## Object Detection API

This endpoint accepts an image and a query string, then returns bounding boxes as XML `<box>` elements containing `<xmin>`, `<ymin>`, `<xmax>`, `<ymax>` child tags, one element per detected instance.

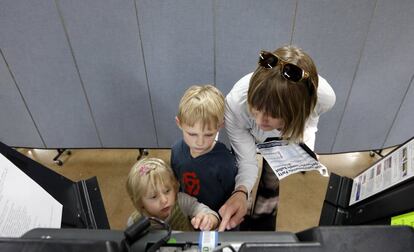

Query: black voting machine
<box><xmin>319</xmin><ymin>136</ymin><xmax>414</xmax><ymax>226</ymax></box>
<box><xmin>0</xmin><ymin>141</ymin><xmax>413</xmax><ymax>251</ymax></box>
<box><xmin>0</xmin><ymin>141</ymin><xmax>109</xmax><ymax>229</ymax></box>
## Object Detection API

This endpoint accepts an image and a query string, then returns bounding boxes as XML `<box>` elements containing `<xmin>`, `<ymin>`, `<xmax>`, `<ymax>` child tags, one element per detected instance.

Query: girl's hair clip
<box><xmin>138</xmin><ymin>165</ymin><xmax>152</xmax><ymax>175</ymax></box>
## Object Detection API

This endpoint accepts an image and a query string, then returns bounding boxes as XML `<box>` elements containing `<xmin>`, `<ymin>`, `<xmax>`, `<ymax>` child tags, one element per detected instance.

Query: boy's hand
<box><xmin>191</xmin><ymin>213</ymin><xmax>219</xmax><ymax>231</ymax></box>
<box><xmin>218</xmin><ymin>187</ymin><xmax>248</xmax><ymax>231</ymax></box>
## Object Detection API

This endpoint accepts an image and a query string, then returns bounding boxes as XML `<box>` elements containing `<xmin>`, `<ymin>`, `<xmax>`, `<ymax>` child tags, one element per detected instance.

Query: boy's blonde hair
<box><xmin>248</xmin><ymin>45</ymin><xmax>318</xmax><ymax>142</ymax></box>
<box><xmin>126</xmin><ymin>157</ymin><xmax>179</xmax><ymax>212</ymax></box>
<box><xmin>177</xmin><ymin>85</ymin><xmax>225</xmax><ymax>130</ymax></box>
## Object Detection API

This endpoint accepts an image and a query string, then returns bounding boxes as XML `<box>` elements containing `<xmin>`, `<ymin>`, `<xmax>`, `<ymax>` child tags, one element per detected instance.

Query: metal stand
<box><xmin>137</xmin><ymin>148</ymin><xmax>149</xmax><ymax>160</ymax></box>
<box><xmin>369</xmin><ymin>149</ymin><xmax>384</xmax><ymax>158</ymax></box>
<box><xmin>53</xmin><ymin>148</ymin><xmax>71</xmax><ymax>166</ymax></box>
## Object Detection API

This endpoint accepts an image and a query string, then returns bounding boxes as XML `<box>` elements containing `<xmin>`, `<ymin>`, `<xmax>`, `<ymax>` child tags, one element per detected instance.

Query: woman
<box><xmin>218</xmin><ymin>45</ymin><xmax>336</xmax><ymax>231</ymax></box>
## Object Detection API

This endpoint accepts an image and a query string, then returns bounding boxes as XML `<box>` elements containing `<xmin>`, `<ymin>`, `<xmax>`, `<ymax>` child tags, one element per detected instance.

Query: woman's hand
<box><xmin>218</xmin><ymin>187</ymin><xmax>248</xmax><ymax>231</ymax></box>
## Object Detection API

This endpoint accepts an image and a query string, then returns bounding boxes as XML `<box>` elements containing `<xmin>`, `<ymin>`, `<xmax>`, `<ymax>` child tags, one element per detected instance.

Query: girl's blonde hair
<box><xmin>177</xmin><ymin>84</ymin><xmax>225</xmax><ymax>130</ymax></box>
<box><xmin>126</xmin><ymin>157</ymin><xmax>179</xmax><ymax>212</ymax></box>
<box><xmin>247</xmin><ymin>45</ymin><xmax>318</xmax><ymax>142</ymax></box>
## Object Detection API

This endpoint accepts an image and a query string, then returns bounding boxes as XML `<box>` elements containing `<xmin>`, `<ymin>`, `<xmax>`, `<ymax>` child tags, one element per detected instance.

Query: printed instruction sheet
<box><xmin>349</xmin><ymin>139</ymin><xmax>414</xmax><ymax>205</ymax></box>
<box><xmin>257</xmin><ymin>140</ymin><xmax>328</xmax><ymax>180</ymax></box>
<box><xmin>0</xmin><ymin>154</ymin><xmax>62</xmax><ymax>237</ymax></box>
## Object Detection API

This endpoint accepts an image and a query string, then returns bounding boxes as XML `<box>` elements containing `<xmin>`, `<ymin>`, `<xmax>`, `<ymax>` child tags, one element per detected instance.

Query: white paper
<box><xmin>0</xmin><ymin>154</ymin><xmax>62</xmax><ymax>237</ymax></box>
<box><xmin>257</xmin><ymin>140</ymin><xmax>328</xmax><ymax>180</ymax></box>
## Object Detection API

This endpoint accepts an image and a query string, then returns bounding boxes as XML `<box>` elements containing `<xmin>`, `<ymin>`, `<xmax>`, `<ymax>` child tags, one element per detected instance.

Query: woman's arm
<box><xmin>218</xmin><ymin>87</ymin><xmax>259</xmax><ymax>231</ymax></box>
<box><xmin>224</xmin><ymin>93</ymin><xmax>259</xmax><ymax>195</ymax></box>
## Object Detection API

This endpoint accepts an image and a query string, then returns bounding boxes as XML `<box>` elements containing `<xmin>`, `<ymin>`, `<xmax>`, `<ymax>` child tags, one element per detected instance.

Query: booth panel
<box><xmin>215</xmin><ymin>0</ymin><xmax>294</xmax><ymax>96</ymax></box>
<box><xmin>57</xmin><ymin>0</ymin><xmax>157</xmax><ymax>148</ymax></box>
<box><xmin>0</xmin><ymin>52</ymin><xmax>43</xmax><ymax>148</ymax></box>
<box><xmin>333</xmin><ymin>0</ymin><xmax>414</xmax><ymax>152</ymax></box>
<box><xmin>293</xmin><ymin>0</ymin><xmax>376</xmax><ymax>153</ymax></box>
<box><xmin>137</xmin><ymin>0</ymin><xmax>215</xmax><ymax>147</ymax></box>
<box><xmin>385</xmin><ymin>76</ymin><xmax>414</xmax><ymax>147</ymax></box>
<box><xmin>0</xmin><ymin>0</ymin><xmax>101</xmax><ymax>148</ymax></box>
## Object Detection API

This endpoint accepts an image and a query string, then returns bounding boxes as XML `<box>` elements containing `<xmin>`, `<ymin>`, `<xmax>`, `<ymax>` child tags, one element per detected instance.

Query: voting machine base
<box><xmin>0</xmin><ymin>141</ymin><xmax>109</xmax><ymax>229</ymax></box>
<box><xmin>0</xmin><ymin>225</ymin><xmax>412</xmax><ymax>251</ymax></box>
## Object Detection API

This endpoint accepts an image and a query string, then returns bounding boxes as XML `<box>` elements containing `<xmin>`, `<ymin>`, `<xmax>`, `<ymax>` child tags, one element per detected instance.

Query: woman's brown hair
<box><xmin>247</xmin><ymin>45</ymin><xmax>318</xmax><ymax>142</ymax></box>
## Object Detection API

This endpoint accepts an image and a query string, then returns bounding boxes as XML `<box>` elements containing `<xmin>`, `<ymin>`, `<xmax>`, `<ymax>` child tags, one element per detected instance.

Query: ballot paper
<box><xmin>257</xmin><ymin>140</ymin><xmax>328</xmax><ymax>180</ymax></box>
<box><xmin>0</xmin><ymin>153</ymin><xmax>62</xmax><ymax>237</ymax></box>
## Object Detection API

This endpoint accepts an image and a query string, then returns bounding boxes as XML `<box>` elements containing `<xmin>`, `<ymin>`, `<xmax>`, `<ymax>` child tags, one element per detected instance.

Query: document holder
<box><xmin>319</xmin><ymin>136</ymin><xmax>414</xmax><ymax>226</ymax></box>
<box><xmin>0</xmin><ymin>141</ymin><xmax>109</xmax><ymax>229</ymax></box>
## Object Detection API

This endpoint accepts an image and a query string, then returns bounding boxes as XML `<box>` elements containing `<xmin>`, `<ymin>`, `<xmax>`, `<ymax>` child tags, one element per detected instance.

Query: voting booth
<box><xmin>0</xmin><ymin>222</ymin><xmax>412</xmax><ymax>251</ymax></box>
<box><xmin>0</xmin><ymin>140</ymin><xmax>414</xmax><ymax>251</ymax></box>
<box><xmin>319</xmin><ymin>136</ymin><xmax>414</xmax><ymax>226</ymax></box>
<box><xmin>0</xmin><ymin>141</ymin><xmax>109</xmax><ymax>234</ymax></box>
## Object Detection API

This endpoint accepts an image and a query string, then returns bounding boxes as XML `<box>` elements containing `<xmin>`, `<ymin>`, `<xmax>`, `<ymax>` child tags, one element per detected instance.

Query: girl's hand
<box><xmin>191</xmin><ymin>213</ymin><xmax>219</xmax><ymax>231</ymax></box>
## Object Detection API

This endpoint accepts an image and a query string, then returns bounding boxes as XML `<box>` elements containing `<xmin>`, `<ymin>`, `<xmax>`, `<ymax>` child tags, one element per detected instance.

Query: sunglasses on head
<box><xmin>258</xmin><ymin>50</ymin><xmax>310</xmax><ymax>82</ymax></box>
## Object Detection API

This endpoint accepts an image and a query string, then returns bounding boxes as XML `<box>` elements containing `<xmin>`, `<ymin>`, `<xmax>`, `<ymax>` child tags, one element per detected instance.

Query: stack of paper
<box><xmin>0</xmin><ymin>154</ymin><xmax>62</xmax><ymax>237</ymax></box>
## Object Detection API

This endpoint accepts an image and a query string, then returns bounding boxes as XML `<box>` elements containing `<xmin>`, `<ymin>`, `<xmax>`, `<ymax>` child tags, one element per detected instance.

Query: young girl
<box><xmin>126</xmin><ymin>157</ymin><xmax>219</xmax><ymax>231</ymax></box>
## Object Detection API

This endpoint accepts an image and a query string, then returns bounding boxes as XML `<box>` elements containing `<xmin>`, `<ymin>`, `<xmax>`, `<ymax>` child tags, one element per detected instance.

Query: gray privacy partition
<box><xmin>333</xmin><ymin>0</ymin><xmax>414</xmax><ymax>152</ymax></box>
<box><xmin>0</xmin><ymin>0</ymin><xmax>101</xmax><ymax>148</ymax></box>
<box><xmin>0</xmin><ymin>0</ymin><xmax>414</xmax><ymax>153</ymax></box>
<box><xmin>137</xmin><ymin>0</ymin><xmax>215</xmax><ymax>148</ymax></box>
<box><xmin>0</xmin><ymin>49</ymin><xmax>44</xmax><ymax>147</ymax></box>
<box><xmin>293</xmin><ymin>0</ymin><xmax>377</xmax><ymax>152</ymax></box>
<box><xmin>56</xmin><ymin>0</ymin><xmax>157</xmax><ymax>148</ymax></box>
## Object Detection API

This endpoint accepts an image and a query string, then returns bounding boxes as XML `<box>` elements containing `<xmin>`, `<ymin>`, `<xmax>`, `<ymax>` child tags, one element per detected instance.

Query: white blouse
<box><xmin>225</xmin><ymin>73</ymin><xmax>336</xmax><ymax>193</ymax></box>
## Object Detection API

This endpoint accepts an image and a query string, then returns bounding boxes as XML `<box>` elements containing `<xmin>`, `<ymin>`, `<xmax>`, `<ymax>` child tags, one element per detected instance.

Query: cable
<box><xmin>146</xmin><ymin>217</ymin><xmax>172</xmax><ymax>252</ymax></box>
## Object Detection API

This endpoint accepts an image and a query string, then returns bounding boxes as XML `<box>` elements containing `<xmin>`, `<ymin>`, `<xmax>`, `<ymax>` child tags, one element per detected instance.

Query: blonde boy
<box><xmin>171</xmin><ymin>85</ymin><xmax>237</xmax><ymax>213</ymax></box>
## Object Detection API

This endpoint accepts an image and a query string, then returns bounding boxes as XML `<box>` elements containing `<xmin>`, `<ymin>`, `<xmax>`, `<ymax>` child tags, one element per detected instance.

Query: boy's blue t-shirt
<box><xmin>171</xmin><ymin>139</ymin><xmax>237</xmax><ymax>212</ymax></box>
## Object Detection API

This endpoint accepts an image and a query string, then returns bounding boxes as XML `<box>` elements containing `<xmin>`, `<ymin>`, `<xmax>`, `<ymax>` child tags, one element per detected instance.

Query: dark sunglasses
<box><xmin>258</xmin><ymin>50</ymin><xmax>310</xmax><ymax>82</ymax></box>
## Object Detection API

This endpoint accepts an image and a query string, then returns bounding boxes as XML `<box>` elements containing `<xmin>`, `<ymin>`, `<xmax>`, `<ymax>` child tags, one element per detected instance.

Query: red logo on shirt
<box><xmin>182</xmin><ymin>172</ymin><xmax>200</xmax><ymax>196</ymax></box>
